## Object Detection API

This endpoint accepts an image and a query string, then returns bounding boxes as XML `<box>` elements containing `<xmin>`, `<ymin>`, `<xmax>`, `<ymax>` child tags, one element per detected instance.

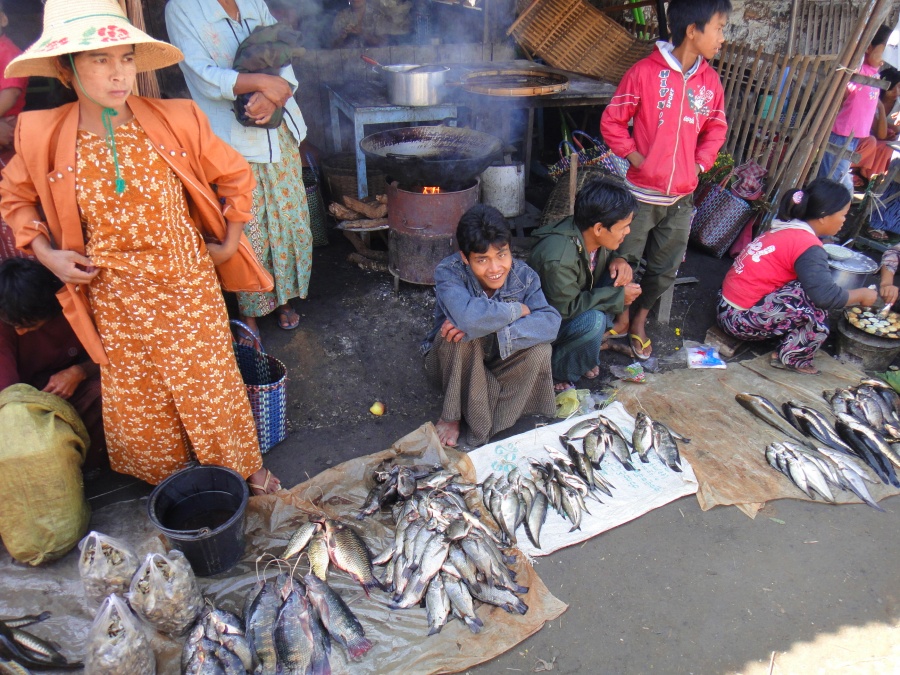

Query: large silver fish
<box><xmin>323</xmin><ymin>520</ymin><xmax>384</xmax><ymax>596</ymax></box>
<box><xmin>303</xmin><ymin>574</ymin><xmax>373</xmax><ymax>660</ymax></box>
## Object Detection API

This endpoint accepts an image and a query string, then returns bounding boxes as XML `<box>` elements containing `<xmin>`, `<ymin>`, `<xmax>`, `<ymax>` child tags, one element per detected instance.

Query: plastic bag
<box><xmin>685</xmin><ymin>342</ymin><xmax>727</xmax><ymax>369</ymax></box>
<box><xmin>78</xmin><ymin>531</ymin><xmax>140</xmax><ymax>606</ymax></box>
<box><xmin>128</xmin><ymin>550</ymin><xmax>204</xmax><ymax>636</ymax></box>
<box><xmin>84</xmin><ymin>594</ymin><xmax>155</xmax><ymax>675</ymax></box>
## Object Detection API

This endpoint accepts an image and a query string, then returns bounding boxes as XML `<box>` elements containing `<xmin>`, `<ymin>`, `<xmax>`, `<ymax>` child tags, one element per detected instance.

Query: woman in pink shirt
<box><xmin>717</xmin><ymin>178</ymin><xmax>877</xmax><ymax>374</ymax></box>
<box><xmin>818</xmin><ymin>24</ymin><xmax>892</xmax><ymax>192</ymax></box>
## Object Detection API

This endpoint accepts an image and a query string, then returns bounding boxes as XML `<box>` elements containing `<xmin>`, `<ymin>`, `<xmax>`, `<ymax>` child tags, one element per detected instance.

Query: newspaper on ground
<box><xmin>468</xmin><ymin>402</ymin><xmax>699</xmax><ymax>557</ymax></box>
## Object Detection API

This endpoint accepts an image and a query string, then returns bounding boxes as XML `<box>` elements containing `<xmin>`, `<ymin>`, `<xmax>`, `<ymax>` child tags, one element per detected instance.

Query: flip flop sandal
<box><xmin>276</xmin><ymin>307</ymin><xmax>301</xmax><ymax>331</ymax></box>
<box><xmin>248</xmin><ymin>468</ymin><xmax>281</xmax><ymax>495</ymax></box>
<box><xmin>769</xmin><ymin>356</ymin><xmax>819</xmax><ymax>375</ymax></box>
<box><xmin>630</xmin><ymin>334</ymin><xmax>652</xmax><ymax>361</ymax></box>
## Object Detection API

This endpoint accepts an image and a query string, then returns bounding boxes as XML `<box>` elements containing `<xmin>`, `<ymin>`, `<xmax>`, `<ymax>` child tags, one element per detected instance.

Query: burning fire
<box><xmin>422</xmin><ymin>186</ymin><xmax>441</xmax><ymax>195</ymax></box>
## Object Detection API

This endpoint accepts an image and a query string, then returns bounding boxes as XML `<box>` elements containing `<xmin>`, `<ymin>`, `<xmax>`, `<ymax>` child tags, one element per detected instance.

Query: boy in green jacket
<box><xmin>528</xmin><ymin>177</ymin><xmax>643</xmax><ymax>390</ymax></box>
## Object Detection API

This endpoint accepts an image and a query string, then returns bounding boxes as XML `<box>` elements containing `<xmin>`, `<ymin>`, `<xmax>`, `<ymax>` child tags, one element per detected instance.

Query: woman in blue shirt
<box><xmin>166</xmin><ymin>0</ymin><xmax>312</xmax><ymax>338</ymax></box>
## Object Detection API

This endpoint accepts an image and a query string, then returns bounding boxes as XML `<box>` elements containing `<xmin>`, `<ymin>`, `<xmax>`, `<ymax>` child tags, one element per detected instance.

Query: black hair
<box><xmin>573</xmin><ymin>176</ymin><xmax>638</xmax><ymax>233</ymax></box>
<box><xmin>881</xmin><ymin>65</ymin><xmax>900</xmax><ymax>99</ymax></box>
<box><xmin>872</xmin><ymin>24</ymin><xmax>893</xmax><ymax>48</ymax></box>
<box><xmin>777</xmin><ymin>177</ymin><xmax>851</xmax><ymax>222</ymax></box>
<box><xmin>667</xmin><ymin>0</ymin><xmax>732</xmax><ymax>48</ymax></box>
<box><xmin>456</xmin><ymin>204</ymin><xmax>511</xmax><ymax>257</ymax></box>
<box><xmin>0</xmin><ymin>258</ymin><xmax>63</xmax><ymax>327</ymax></box>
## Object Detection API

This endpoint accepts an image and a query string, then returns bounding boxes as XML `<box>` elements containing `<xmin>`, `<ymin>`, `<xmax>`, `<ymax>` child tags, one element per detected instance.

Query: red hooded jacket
<box><xmin>601</xmin><ymin>42</ymin><xmax>728</xmax><ymax>198</ymax></box>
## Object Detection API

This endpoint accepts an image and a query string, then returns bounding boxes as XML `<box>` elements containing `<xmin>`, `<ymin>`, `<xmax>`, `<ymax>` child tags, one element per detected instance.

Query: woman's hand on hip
<box><xmin>34</xmin><ymin>243</ymin><xmax>99</xmax><ymax>285</ymax></box>
<box><xmin>206</xmin><ymin>240</ymin><xmax>239</xmax><ymax>265</ymax></box>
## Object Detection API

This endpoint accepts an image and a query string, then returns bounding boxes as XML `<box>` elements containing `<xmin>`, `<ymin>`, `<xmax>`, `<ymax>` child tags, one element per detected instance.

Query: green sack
<box><xmin>0</xmin><ymin>384</ymin><xmax>90</xmax><ymax>565</ymax></box>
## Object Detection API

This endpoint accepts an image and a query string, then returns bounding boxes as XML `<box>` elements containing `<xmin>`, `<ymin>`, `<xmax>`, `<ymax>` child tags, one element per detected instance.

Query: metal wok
<box><xmin>359</xmin><ymin>125</ymin><xmax>503</xmax><ymax>190</ymax></box>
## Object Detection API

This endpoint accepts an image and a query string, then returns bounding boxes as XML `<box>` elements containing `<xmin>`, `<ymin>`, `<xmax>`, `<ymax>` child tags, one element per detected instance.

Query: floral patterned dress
<box><xmin>76</xmin><ymin>120</ymin><xmax>262</xmax><ymax>484</ymax></box>
<box><xmin>237</xmin><ymin>124</ymin><xmax>312</xmax><ymax>317</ymax></box>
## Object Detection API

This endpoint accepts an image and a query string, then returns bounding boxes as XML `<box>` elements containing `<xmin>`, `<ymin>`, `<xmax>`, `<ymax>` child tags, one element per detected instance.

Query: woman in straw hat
<box><xmin>166</xmin><ymin>0</ymin><xmax>313</xmax><ymax>340</ymax></box>
<box><xmin>0</xmin><ymin>0</ymin><xmax>282</xmax><ymax>495</ymax></box>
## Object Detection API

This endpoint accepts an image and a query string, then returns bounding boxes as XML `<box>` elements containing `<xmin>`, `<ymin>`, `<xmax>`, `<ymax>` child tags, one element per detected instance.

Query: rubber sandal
<box><xmin>769</xmin><ymin>356</ymin><xmax>819</xmax><ymax>375</ymax></box>
<box><xmin>276</xmin><ymin>307</ymin><xmax>300</xmax><ymax>331</ymax></box>
<box><xmin>630</xmin><ymin>334</ymin><xmax>652</xmax><ymax>361</ymax></box>
<box><xmin>248</xmin><ymin>468</ymin><xmax>281</xmax><ymax>495</ymax></box>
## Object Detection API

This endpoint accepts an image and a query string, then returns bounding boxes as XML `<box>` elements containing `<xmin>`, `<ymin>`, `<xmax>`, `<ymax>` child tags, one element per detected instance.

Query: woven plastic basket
<box><xmin>303</xmin><ymin>167</ymin><xmax>329</xmax><ymax>247</ymax></box>
<box><xmin>230</xmin><ymin>321</ymin><xmax>287</xmax><ymax>454</ymax></box>
<box><xmin>508</xmin><ymin>0</ymin><xmax>654</xmax><ymax>84</ymax></box>
<box><xmin>539</xmin><ymin>164</ymin><xmax>620</xmax><ymax>228</ymax></box>
<box><xmin>321</xmin><ymin>152</ymin><xmax>387</xmax><ymax>204</ymax></box>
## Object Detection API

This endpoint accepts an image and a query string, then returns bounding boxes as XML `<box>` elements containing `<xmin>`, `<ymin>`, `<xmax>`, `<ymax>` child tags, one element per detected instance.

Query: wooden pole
<box><xmin>786</xmin><ymin>0</ymin><xmax>800</xmax><ymax>57</ymax></box>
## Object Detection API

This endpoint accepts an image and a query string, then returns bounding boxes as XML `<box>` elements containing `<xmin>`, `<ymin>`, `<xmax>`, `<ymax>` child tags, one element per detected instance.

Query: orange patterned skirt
<box><xmin>76</xmin><ymin>121</ymin><xmax>262</xmax><ymax>484</ymax></box>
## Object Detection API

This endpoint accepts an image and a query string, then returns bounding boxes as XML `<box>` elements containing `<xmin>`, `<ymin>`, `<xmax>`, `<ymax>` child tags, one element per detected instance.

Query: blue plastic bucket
<box><xmin>147</xmin><ymin>465</ymin><xmax>248</xmax><ymax>576</ymax></box>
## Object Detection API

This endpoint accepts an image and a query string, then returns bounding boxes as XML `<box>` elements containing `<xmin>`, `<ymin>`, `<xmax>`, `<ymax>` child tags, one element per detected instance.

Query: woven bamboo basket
<box><xmin>321</xmin><ymin>153</ymin><xmax>387</xmax><ymax>205</ymax></box>
<box><xmin>508</xmin><ymin>0</ymin><xmax>654</xmax><ymax>84</ymax></box>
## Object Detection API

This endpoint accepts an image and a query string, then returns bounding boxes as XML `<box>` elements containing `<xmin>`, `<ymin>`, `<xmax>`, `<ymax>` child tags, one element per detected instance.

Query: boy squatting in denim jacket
<box><xmin>423</xmin><ymin>205</ymin><xmax>561</xmax><ymax>448</ymax></box>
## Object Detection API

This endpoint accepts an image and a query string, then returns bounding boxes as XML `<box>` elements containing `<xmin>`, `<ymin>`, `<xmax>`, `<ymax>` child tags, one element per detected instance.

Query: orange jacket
<box><xmin>0</xmin><ymin>97</ymin><xmax>274</xmax><ymax>365</ymax></box>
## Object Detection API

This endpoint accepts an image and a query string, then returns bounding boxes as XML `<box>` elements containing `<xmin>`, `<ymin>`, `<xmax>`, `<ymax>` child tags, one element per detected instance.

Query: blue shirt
<box><xmin>165</xmin><ymin>0</ymin><xmax>307</xmax><ymax>164</ymax></box>
<box><xmin>424</xmin><ymin>255</ymin><xmax>561</xmax><ymax>360</ymax></box>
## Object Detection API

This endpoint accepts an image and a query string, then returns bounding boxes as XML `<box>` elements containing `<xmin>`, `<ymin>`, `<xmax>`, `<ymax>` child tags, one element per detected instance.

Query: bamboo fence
<box><xmin>790</xmin><ymin>0</ymin><xmax>862</xmax><ymax>57</ymax></box>
<box><xmin>712</xmin><ymin>0</ymin><xmax>893</xmax><ymax>217</ymax></box>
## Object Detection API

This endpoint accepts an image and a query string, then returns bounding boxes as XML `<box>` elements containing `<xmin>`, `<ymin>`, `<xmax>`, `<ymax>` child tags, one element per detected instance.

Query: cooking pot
<box><xmin>363</xmin><ymin>57</ymin><xmax>449</xmax><ymax>106</ymax></box>
<box><xmin>359</xmin><ymin>125</ymin><xmax>502</xmax><ymax>190</ymax></box>
<box><xmin>828</xmin><ymin>249</ymin><xmax>878</xmax><ymax>291</ymax></box>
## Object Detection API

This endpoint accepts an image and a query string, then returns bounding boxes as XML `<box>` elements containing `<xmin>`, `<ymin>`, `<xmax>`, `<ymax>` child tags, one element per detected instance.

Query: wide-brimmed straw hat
<box><xmin>5</xmin><ymin>0</ymin><xmax>183</xmax><ymax>79</ymax></box>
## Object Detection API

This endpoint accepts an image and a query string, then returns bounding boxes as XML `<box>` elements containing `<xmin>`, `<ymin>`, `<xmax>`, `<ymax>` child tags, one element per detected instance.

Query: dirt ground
<box><xmin>77</xmin><ymin>195</ymin><xmax>899</xmax><ymax>674</ymax></box>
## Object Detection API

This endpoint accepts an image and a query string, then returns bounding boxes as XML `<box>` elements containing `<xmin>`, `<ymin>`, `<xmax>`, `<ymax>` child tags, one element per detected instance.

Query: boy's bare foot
<box><xmin>247</xmin><ymin>467</ymin><xmax>281</xmax><ymax>495</ymax></box>
<box><xmin>435</xmin><ymin>418</ymin><xmax>460</xmax><ymax>446</ymax></box>
<box><xmin>583</xmin><ymin>365</ymin><xmax>600</xmax><ymax>379</ymax></box>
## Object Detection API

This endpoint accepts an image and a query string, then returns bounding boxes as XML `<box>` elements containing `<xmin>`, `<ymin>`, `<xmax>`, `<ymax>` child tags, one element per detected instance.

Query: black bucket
<box><xmin>147</xmin><ymin>465</ymin><xmax>249</xmax><ymax>577</ymax></box>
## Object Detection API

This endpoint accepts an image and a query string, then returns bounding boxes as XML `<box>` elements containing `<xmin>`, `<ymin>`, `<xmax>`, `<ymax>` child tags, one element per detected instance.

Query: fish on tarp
<box><xmin>736</xmin><ymin>393</ymin><xmax>812</xmax><ymax>445</ymax></box>
<box><xmin>424</xmin><ymin>575</ymin><xmax>452</xmax><ymax>636</ymax></box>
<box><xmin>651</xmin><ymin>420</ymin><xmax>682</xmax><ymax>472</ymax></box>
<box><xmin>245</xmin><ymin>579</ymin><xmax>281</xmax><ymax>675</ymax></box>
<box><xmin>441</xmin><ymin>571</ymin><xmax>483</xmax><ymax>633</ymax></box>
<box><xmin>283</xmin><ymin>522</ymin><xmax>320</xmax><ymax>559</ymax></box>
<box><xmin>303</xmin><ymin>573</ymin><xmax>373</xmax><ymax>660</ymax></box>
<box><xmin>835</xmin><ymin>414</ymin><xmax>900</xmax><ymax>487</ymax></box>
<box><xmin>323</xmin><ymin>520</ymin><xmax>384</xmax><ymax>595</ymax></box>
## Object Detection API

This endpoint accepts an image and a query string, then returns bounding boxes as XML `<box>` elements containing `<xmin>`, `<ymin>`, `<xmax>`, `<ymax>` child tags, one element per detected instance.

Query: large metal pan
<box><xmin>359</xmin><ymin>125</ymin><xmax>503</xmax><ymax>189</ymax></box>
<box><xmin>362</xmin><ymin>56</ymin><xmax>448</xmax><ymax>106</ymax></box>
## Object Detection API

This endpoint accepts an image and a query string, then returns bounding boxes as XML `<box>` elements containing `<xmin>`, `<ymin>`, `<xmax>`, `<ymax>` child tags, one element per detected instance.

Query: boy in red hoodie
<box><xmin>601</xmin><ymin>0</ymin><xmax>730</xmax><ymax>360</ymax></box>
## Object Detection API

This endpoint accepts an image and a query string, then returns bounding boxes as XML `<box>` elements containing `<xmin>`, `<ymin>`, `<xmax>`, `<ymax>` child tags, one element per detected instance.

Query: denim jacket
<box><xmin>423</xmin><ymin>255</ymin><xmax>561</xmax><ymax>360</ymax></box>
<box><xmin>165</xmin><ymin>0</ymin><xmax>307</xmax><ymax>164</ymax></box>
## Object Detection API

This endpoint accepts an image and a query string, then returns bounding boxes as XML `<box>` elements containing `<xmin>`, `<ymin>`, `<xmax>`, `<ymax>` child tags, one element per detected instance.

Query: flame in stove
<box><xmin>422</xmin><ymin>186</ymin><xmax>441</xmax><ymax>195</ymax></box>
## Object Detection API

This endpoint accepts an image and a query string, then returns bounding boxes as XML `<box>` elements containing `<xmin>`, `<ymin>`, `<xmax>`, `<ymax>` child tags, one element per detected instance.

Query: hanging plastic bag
<box><xmin>78</xmin><ymin>531</ymin><xmax>140</xmax><ymax>607</ymax></box>
<box><xmin>128</xmin><ymin>550</ymin><xmax>204</xmax><ymax>636</ymax></box>
<box><xmin>85</xmin><ymin>594</ymin><xmax>155</xmax><ymax>675</ymax></box>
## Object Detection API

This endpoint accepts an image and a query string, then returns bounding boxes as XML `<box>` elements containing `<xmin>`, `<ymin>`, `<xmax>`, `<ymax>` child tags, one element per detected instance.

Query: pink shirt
<box><xmin>832</xmin><ymin>62</ymin><xmax>881</xmax><ymax>137</ymax></box>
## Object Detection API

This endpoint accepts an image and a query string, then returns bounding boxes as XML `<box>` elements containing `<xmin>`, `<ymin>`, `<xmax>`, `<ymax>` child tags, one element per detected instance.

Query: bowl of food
<box><xmin>824</xmin><ymin>243</ymin><xmax>854</xmax><ymax>261</ymax></box>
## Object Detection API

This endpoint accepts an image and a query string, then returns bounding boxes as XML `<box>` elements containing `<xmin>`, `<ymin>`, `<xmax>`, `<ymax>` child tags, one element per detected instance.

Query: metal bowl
<box><xmin>823</xmin><ymin>243</ymin><xmax>853</xmax><ymax>261</ymax></box>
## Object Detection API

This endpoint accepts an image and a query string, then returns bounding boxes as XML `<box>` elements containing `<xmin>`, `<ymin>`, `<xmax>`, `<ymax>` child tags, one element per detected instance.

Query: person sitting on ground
<box><xmin>424</xmin><ymin>205</ymin><xmax>561</xmax><ymax>447</ymax></box>
<box><xmin>0</xmin><ymin>258</ymin><xmax>106</xmax><ymax>470</ymax></box>
<box><xmin>717</xmin><ymin>178</ymin><xmax>878</xmax><ymax>375</ymax></box>
<box><xmin>528</xmin><ymin>176</ymin><xmax>643</xmax><ymax>391</ymax></box>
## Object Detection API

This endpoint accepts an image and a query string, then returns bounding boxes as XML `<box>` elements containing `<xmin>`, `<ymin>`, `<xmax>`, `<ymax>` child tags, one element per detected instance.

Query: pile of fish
<box><xmin>736</xmin><ymin>383</ymin><xmax>900</xmax><ymax>510</ymax></box>
<box><xmin>356</xmin><ymin>462</ymin><xmax>457</xmax><ymax>520</ymax></box>
<box><xmin>373</xmin><ymin>486</ymin><xmax>528</xmax><ymax>635</ymax></box>
<box><xmin>480</xmin><ymin>412</ymin><xmax>689</xmax><ymax>549</ymax></box>
<box><xmin>184</xmin><ymin>574</ymin><xmax>373</xmax><ymax>674</ymax></box>
<box><xmin>0</xmin><ymin>611</ymin><xmax>82</xmax><ymax>672</ymax></box>
<box><xmin>282</xmin><ymin>518</ymin><xmax>385</xmax><ymax>596</ymax></box>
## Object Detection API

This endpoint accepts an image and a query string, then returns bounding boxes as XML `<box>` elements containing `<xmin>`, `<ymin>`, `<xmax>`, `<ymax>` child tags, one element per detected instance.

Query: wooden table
<box><xmin>326</xmin><ymin>60</ymin><xmax>617</xmax><ymax>196</ymax></box>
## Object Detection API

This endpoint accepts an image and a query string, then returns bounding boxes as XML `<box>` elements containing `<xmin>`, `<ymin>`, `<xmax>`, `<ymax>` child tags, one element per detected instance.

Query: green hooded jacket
<box><xmin>528</xmin><ymin>216</ymin><xmax>626</xmax><ymax>321</ymax></box>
